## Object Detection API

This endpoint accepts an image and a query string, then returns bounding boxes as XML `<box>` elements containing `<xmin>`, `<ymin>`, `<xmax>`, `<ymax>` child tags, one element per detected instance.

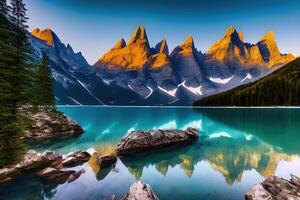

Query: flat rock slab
<box><xmin>116</xmin><ymin>128</ymin><xmax>198</xmax><ymax>155</ymax></box>
<box><xmin>37</xmin><ymin>167</ymin><xmax>85</xmax><ymax>184</ymax></box>
<box><xmin>245</xmin><ymin>174</ymin><xmax>300</xmax><ymax>200</ymax></box>
<box><xmin>0</xmin><ymin>150</ymin><xmax>61</xmax><ymax>181</ymax></box>
<box><xmin>123</xmin><ymin>181</ymin><xmax>159</xmax><ymax>200</ymax></box>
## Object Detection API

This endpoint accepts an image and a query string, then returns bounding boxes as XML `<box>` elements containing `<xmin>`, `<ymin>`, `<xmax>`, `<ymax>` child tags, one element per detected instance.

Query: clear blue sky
<box><xmin>26</xmin><ymin>0</ymin><xmax>300</xmax><ymax>64</ymax></box>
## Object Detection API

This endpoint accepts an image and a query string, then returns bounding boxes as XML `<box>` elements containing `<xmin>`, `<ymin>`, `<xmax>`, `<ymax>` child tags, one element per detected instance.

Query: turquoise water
<box><xmin>1</xmin><ymin>107</ymin><xmax>300</xmax><ymax>200</ymax></box>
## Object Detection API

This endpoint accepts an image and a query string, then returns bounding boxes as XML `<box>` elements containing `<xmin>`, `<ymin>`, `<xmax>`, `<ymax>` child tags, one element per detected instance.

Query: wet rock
<box><xmin>24</xmin><ymin>107</ymin><xmax>84</xmax><ymax>140</ymax></box>
<box><xmin>245</xmin><ymin>174</ymin><xmax>300</xmax><ymax>200</ymax></box>
<box><xmin>99</xmin><ymin>155</ymin><xmax>117</xmax><ymax>168</ymax></box>
<box><xmin>123</xmin><ymin>181</ymin><xmax>159</xmax><ymax>200</ymax></box>
<box><xmin>61</xmin><ymin>151</ymin><xmax>91</xmax><ymax>168</ymax></box>
<box><xmin>37</xmin><ymin>167</ymin><xmax>75</xmax><ymax>184</ymax></box>
<box><xmin>67</xmin><ymin>169</ymin><xmax>85</xmax><ymax>183</ymax></box>
<box><xmin>0</xmin><ymin>150</ymin><xmax>61</xmax><ymax>181</ymax></box>
<box><xmin>116</xmin><ymin>128</ymin><xmax>198</xmax><ymax>155</ymax></box>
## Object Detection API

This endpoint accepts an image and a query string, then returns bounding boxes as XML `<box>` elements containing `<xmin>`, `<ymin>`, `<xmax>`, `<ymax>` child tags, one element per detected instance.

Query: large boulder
<box><xmin>24</xmin><ymin>107</ymin><xmax>84</xmax><ymax>140</ymax></box>
<box><xmin>123</xmin><ymin>181</ymin><xmax>159</xmax><ymax>200</ymax></box>
<box><xmin>116</xmin><ymin>128</ymin><xmax>198</xmax><ymax>155</ymax></box>
<box><xmin>245</xmin><ymin>174</ymin><xmax>300</xmax><ymax>200</ymax></box>
<box><xmin>0</xmin><ymin>150</ymin><xmax>61</xmax><ymax>181</ymax></box>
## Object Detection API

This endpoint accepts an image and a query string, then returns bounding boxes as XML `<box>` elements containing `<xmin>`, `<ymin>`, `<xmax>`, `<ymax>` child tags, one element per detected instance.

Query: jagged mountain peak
<box><xmin>31</xmin><ymin>28</ymin><xmax>56</xmax><ymax>47</ymax></box>
<box><xmin>155</xmin><ymin>39</ymin><xmax>169</xmax><ymax>54</ymax></box>
<box><xmin>258</xmin><ymin>31</ymin><xmax>295</xmax><ymax>66</ymax></box>
<box><xmin>128</xmin><ymin>26</ymin><xmax>150</xmax><ymax>46</ymax></box>
<box><xmin>183</xmin><ymin>35</ymin><xmax>194</xmax><ymax>46</ymax></box>
<box><xmin>224</xmin><ymin>26</ymin><xmax>238</xmax><ymax>37</ymax></box>
<box><xmin>114</xmin><ymin>38</ymin><xmax>126</xmax><ymax>49</ymax></box>
<box><xmin>260</xmin><ymin>31</ymin><xmax>276</xmax><ymax>42</ymax></box>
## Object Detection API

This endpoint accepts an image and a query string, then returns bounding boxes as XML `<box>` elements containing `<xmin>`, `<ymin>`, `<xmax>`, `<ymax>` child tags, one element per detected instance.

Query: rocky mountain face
<box><xmin>30</xmin><ymin>26</ymin><xmax>295</xmax><ymax>106</ymax></box>
<box><xmin>30</xmin><ymin>28</ymin><xmax>141</xmax><ymax>105</ymax></box>
<box><xmin>207</xmin><ymin>27</ymin><xmax>294</xmax><ymax>68</ymax></box>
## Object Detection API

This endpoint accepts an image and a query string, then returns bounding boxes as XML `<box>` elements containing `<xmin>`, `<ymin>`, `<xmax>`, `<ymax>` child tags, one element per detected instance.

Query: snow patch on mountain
<box><xmin>145</xmin><ymin>86</ymin><xmax>153</xmax><ymax>99</ymax></box>
<box><xmin>77</xmin><ymin>80</ymin><xmax>104</xmax><ymax>104</ymax></box>
<box><xmin>241</xmin><ymin>73</ymin><xmax>252</xmax><ymax>83</ymax></box>
<box><xmin>209</xmin><ymin>76</ymin><xmax>233</xmax><ymax>84</ymax></box>
<box><xmin>158</xmin><ymin>86</ymin><xmax>177</xmax><ymax>97</ymax></box>
<box><xmin>179</xmin><ymin>81</ymin><xmax>203</xmax><ymax>96</ymax></box>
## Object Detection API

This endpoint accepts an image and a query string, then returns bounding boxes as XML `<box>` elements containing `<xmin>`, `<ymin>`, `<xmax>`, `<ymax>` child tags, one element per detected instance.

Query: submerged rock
<box><xmin>98</xmin><ymin>155</ymin><xmax>117</xmax><ymax>168</ymax></box>
<box><xmin>24</xmin><ymin>107</ymin><xmax>84</xmax><ymax>140</ymax></box>
<box><xmin>60</xmin><ymin>151</ymin><xmax>91</xmax><ymax>168</ymax></box>
<box><xmin>36</xmin><ymin>167</ymin><xmax>75</xmax><ymax>184</ymax></box>
<box><xmin>245</xmin><ymin>174</ymin><xmax>300</xmax><ymax>200</ymax></box>
<box><xmin>123</xmin><ymin>181</ymin><xmax>159</xmax><ymax>200</ymax></box>
<box><xmin>67</xmin><ymin>169</ymin><xmax>85</xmax><ymax>183</ymax></box>
<box><xmin>0</xmin><ymin>150</ymin><xmax>61</xmax><ymax>181</ymax></box>
<box><xmin>116</xmin><ymin>128</ymin><xmax>198</xmax><ymax>155</ymax></box>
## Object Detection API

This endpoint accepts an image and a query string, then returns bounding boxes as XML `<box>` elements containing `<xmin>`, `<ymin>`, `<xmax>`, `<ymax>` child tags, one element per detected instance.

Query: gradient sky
<box><xmin>26</xmin><ymin>0</ymin><xmax>300</xmax><ymax>64</ymax></box>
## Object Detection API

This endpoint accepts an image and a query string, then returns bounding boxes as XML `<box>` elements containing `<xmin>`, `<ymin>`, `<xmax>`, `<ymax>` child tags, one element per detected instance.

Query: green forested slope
<box><xmin>193</xmin><ymin>58</ymin><xmax>300</xmax><ymax>106</ymax></box>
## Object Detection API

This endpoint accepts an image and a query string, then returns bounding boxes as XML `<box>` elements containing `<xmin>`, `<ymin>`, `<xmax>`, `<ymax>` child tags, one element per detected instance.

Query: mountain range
<box><xmin>29</xmin><ymin>26</ymin><xmax>295</xmax><ymax>105</ymax></box>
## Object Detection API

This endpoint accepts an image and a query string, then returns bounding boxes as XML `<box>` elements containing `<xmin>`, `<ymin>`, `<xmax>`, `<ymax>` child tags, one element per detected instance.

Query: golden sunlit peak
<box><xmin>157</xmin><ymin>39</ymin><xmax>169</xmax><ymax>54</ymax></box>
<box><xmin>260</xmin><ymin>31</ymin><xmax>276</xmax><ymax>41</ymax></box>
<box><xmin>224</xmin><ymin>26</ymin><xmax>237</xmax><ymax>37</ymax></box>
<box><xmin>114</xmin><ymin>38</ymin><xmax>126</xmax><ymax>49</ymax></box>
<box><xmin>31</xmin><ymin>28</ymin><xmax>55</xmax><ymax>47</ymax></box>
<box><xmin>238</xmin><ymin>32</ymin><xmax>244</xmax><ymax>42</ymax></box>
<box><xmin>128</xmin><ymin>25</ymin><xmax>149</xmax><ymax>45</ymax></box>
<box><xmin>184</xmin><ymin>35</ymin><xmax>194</xmax><ymax>44</ymax></box>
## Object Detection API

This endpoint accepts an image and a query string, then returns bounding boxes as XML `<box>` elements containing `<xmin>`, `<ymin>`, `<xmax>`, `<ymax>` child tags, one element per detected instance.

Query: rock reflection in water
<box><xmin>121</xmin><ymin>134</ymin><xmax>295</xmax><ymax>185</ymax></box>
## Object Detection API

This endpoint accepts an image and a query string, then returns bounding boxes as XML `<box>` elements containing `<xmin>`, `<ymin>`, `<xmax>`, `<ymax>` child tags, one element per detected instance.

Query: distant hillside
<box><xmin>193</xmin><ymin>58</ymin><xmax>300</xmax><ymax>106</ymax></box>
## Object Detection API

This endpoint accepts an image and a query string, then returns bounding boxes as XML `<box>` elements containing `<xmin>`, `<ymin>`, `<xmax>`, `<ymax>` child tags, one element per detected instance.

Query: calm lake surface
<box><xmin>1</xmin><ymin>107</ymin><xmax>300</xmax><ymax>200</ymax></box>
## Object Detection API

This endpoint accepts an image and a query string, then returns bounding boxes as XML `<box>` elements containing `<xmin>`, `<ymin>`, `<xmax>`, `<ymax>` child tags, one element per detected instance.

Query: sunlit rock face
<box><xmin>258</xmin><ymin>32</ymin><xmax>295</xmax><ymax>67</ymax></box>
<box><xmin>31</xmin><ymin>28</ymin><xmax>55</xmax><ymax>47</ymax></box>
<box><xmin>207</xmin><ymin>27</ymin><xmax>295</xmax><ymax>68</ymax></box>
<box><xmin>170</xmin><ymin>36</ymin><xmax>206</xmax><ymax>84</ymax></box>
<box><xmin>95</xmin><ymin>26</ymin><xmax>151</xmax><ymax>70</ymax></box>
<box><xmin>207</xmin><ymin>26</ymin><xmax>249</xmax><ymax>66</ymax></box>
<box><xmin>94</xmin><ymin>26</ymin><xmax>180</xmax><ymax>103</ymax></box>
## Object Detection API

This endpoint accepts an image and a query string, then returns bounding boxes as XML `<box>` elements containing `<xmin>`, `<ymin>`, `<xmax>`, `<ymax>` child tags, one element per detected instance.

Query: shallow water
<box><xmin>1</xmin><ymin>107</ymin><xmax>300</xmax><ymax>200</ymax></box>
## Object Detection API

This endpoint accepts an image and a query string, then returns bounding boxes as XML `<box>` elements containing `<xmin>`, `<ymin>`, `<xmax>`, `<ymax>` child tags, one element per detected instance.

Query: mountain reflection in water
<box><xmin>1</xmin><ymin>107</ymin><xmax>300</xmax><ymax>200</ymax></box>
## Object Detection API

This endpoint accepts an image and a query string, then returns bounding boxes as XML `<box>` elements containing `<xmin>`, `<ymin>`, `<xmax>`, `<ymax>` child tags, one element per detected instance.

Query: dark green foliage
<box><xmin>34</xmin><ymin>54</ymin><xmax>55</xmax><ymax>106</ymax></box>
<box><xmin>193</xmin><ymin>58</ymin><xmax>300</xmax><ymax>106</ymax></box>
<box><xmin>0</xmin><ymin>12</ymin><xmax>26</xmax><ymax>167</ymax></box>
<box><xmin>0</xmin><ymin>0</ymin><xmax>55</xmax><ymax>167</ymax></box>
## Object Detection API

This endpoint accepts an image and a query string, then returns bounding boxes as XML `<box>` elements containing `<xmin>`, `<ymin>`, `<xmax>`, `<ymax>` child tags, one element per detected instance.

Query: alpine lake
<box><xmin>1</xmin><ymin>107</ymin><xmax>300</xmax><ymax>200</ymax></box>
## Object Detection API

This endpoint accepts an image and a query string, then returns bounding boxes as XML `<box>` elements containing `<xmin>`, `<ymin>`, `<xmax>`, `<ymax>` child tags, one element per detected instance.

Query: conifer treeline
<box><xmin>0</xmin><ymin>0</ymin><xmax>54</xmax><ymax>167</ymax></box>
<box><xmin>193</xmin><ymin>58</ymin><xmax>300</xmax><ymax>107</ymax></box>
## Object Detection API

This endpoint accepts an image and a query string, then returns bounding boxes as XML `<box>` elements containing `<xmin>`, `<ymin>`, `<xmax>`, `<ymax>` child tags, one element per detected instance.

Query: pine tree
<box><xmin>35</xmin><ymin>54</ymin><xmax>55</xmax><ymax>106</ymax></box>
<box><xmin>0</xmin><ymin>9</ymin><xmax>26</xmax><ymax>167</ymax></box>
<box><xmin>10</xmin><ymin>0</ymin><xmax>35</xmax><ymax>108</ymax></box>
<box><xmin>0</xmin><ymin>0</ymin><xmax>10</xmax><ymax>17</ymax></box>
<box><xmin>10</xmin><ymin>0</ymin><xmax>28</xmax><ymax>29</ymax></box>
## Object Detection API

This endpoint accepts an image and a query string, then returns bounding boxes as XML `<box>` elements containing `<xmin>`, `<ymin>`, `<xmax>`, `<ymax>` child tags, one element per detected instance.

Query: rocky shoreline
<box><xmin>22</xmin><ymin>107</ymin><xmax>84</xmax><ymax>141</ymax></box>
<box><xmin>0</xmin><ymin>127</ymin><xmax>199</xmax><ymax>184</ymax></box>
<box><xmin>0</xmin><ymin>149</ymin><xmax>117</xmax><ymax>183</ymax></box>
